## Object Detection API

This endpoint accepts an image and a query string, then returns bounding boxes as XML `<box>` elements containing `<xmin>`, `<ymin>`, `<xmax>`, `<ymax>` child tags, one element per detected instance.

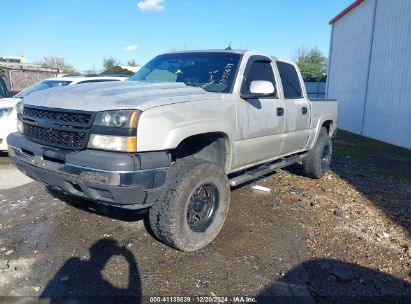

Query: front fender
<box><xmin>163</xmin><ymin>121</ymin><xmax>233</xmax><ymax>149</ymax></box>
<box><xmin>136</xmin><ymin>100</ymin><xmax>236</xmax><ymax>152</ymax></box>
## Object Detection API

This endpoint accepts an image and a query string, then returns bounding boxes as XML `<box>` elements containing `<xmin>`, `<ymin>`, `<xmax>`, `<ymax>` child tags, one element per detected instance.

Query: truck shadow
<box><xmin>40</xmin><ymin>238</ymin><xmax>141</xmax><ymax>303</ymax></box>
<box><xmin>46</xmin><ymin>187</ymin><xmax>159</xmax><ymax>240</ymax></box>
<box><xmin>256</xmin><ymin>258</ymin><xmax>411</xmax><ymax>304</ymax></box>
<box><xmin>46</xmin><ymin>187</ymin><xmax>148</xmax><ymax>222</ymax></box>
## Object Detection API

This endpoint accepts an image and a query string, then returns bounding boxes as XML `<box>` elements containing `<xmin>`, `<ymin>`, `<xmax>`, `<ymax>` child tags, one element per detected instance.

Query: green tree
<box><xmin>102</xmin><ymin>57</ymin><xmax>121</xmax><ymax>71</ymax></box>
<box><xmin>127</xmin><ymin>59</ymin><xmax>139</xmax><ymax>67</ymax></box>
<box><xmin>295</xmin><ymin>47</ymin><xmax>327</xmax><ymax>82</ymax></box>
<box><xmin>37</xmin><ymin>55</ymin><xmax>78</xmax><ymax>74</ymax></box>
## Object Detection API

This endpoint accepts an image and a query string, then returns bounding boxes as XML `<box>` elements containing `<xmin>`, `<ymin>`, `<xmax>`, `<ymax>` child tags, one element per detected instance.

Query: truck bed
<box><xmin>309</xmin><ymin>98</ymin><xmax>338</xmax><ymax>141</ymax></box>
<box><xmin>310</xmin><ymin>99</ymin><xmax>338</xmax><ymax>128</ymax></box>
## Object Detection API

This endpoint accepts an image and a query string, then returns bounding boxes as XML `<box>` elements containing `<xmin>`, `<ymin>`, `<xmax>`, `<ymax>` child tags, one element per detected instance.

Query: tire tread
<box><xmin>303</xmin><ymin>127</ymin><xmax>332</xmax><ymax>179</ymax></box>
<box><xmin>149</xmin><ymin>158</ymin><xmax>229</xmax><ymax>251</ymax></box>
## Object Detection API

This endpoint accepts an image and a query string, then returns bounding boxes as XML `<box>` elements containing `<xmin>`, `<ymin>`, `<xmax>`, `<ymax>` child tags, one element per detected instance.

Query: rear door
<box><xmin>276</xmin><ymin>61</ymin><xmax>310</xmax><ymax>155</ymax></box>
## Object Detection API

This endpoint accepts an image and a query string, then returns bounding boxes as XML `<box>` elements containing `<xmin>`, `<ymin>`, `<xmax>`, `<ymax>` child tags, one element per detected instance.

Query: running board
<box><xmin>229</xmin><ymin>153</ymin><xmax>307</xmax><ymax>187</ymax></box>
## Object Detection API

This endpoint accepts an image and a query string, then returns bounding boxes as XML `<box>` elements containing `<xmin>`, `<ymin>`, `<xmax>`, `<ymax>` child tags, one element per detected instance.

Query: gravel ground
<box><xmin>0</xmin><ymin>131</ymin><xmax>410</xmax><ymax>303</ymax></box>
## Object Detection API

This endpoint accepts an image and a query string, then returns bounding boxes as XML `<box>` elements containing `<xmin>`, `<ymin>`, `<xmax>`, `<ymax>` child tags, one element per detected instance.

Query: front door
<box><xmin>232</xmin><ymin>56</ymin><xmax>285</xmax><ymax>169</ymax></box>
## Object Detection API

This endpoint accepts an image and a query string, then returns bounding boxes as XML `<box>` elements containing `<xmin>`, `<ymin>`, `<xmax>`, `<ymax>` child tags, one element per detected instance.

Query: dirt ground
<box><xmin>0</xmin><ymin>131</ymin><xmax>410</xmax><ymax>303</ymax></box>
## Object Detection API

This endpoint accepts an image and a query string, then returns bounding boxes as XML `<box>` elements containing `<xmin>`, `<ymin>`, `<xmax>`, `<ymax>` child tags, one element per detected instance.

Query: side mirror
<box><xmin>241</xmin><ymin>80</ymin><xmax>275</xmax><ymax>99</ymax></box>
<box><xmin>250</xmin><ymin>80</ymin><xmax>275</xmax><ymax>95</ymax></box>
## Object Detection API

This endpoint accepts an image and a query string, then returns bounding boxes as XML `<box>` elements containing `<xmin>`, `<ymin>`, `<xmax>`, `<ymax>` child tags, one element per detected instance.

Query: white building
<box><xmin>326</xmin><ymin>0</ymin><xmax>411</xmax><ymax>149</ymax></box>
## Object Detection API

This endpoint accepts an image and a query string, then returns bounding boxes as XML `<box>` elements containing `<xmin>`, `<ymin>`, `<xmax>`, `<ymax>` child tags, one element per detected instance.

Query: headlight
<box><xmin>15</xmin><ymin>100</ymin><xmax>24</xmax><ymax>133</ymax></box>
<box><xmin>88</xmin><ymin>110</ymin><xmax>141</xmax><ymax>152</ymax></box>
<box><xmin>93</xmin><ymin>110</ymin><xmax>140</xmax><ymax>128</ymax></box>
<box><xmin>17</xmin><ymin>119</ymin><xmax>23</xmax><ymax>133</ymax></box>
<box><xmin>15</xmin><ymin>100</ymin><xmax>24</xmax><ymax>114</ymax></box>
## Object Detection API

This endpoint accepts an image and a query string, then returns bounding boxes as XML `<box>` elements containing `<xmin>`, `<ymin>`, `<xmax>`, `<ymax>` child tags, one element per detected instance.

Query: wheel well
<box><xmin>173</xmin><ymin>133</ymin><xmax>228</xmax><ymax>170</ymax></box>
<box><xmin>322</xmin><ymin>120</ymin><xmax>333</xmax><ymax>135</ymax></box>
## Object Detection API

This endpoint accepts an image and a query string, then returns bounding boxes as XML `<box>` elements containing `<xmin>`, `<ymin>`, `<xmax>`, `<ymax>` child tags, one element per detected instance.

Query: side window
<box><xmin>277</xmin><ymin>62</ymin><xmax>303</xmax><ymax>98</ymax></box>
<box><xmin>243</xmin><ymin>60</ymin><xmax>277</xmax><ymax>97</ymax></box>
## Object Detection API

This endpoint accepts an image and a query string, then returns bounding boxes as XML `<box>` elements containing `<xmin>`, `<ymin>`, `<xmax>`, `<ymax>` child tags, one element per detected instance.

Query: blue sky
<box><xmin>1</xmin><ymin>0</ymin><xmax>353</xmax><ymax>72</ymax></box>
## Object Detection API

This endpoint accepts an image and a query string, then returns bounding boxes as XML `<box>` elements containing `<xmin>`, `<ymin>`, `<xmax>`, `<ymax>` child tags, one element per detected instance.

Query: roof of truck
<box><xmin>164</xmin><ymin>49</ymin><xmax>280</xmax><ymax>60</ymax></box>
<box><xmin>165</xmin><ymin>49</ymin><xmax>248</xmax><ymax>55</ymax></box>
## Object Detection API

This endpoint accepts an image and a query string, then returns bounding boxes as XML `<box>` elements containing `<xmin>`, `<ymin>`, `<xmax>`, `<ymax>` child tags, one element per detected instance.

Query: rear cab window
<box><xmin>276</xmin><ymin>62</ymin><xmax>303</xmax><ymax>99</ymax></box>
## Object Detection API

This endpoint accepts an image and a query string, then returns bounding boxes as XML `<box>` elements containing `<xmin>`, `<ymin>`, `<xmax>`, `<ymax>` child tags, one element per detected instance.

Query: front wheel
<box><xmin>303</xmin><ymin>127</ymin><xmax>332</xmax><ymax>179</ymax></box>
<box><xmin>149</xmin><ymin>158</ymin><xmax>230</xmax><ymax>252</ymax></box>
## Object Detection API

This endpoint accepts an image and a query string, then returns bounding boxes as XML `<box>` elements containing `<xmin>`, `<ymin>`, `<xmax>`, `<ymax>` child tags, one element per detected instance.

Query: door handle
<box><xmin>302</xmin><ymin>107</ymin><xmax>308</xmax><ymax>115</ymax></box>
<box><xmin>277</xmin><ymin>107</ymin><xmax>284</xmax><ymax>116</ymax></box>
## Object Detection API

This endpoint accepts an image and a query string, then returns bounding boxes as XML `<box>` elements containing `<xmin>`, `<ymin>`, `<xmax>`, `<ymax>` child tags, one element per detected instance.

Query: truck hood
<box><xmin>22</xmin><ymin>81</ymin><xmax>222</xmax><ymax>112</ymax></box>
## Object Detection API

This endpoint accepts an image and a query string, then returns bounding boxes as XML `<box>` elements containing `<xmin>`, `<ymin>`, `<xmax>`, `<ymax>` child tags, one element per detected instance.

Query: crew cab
<box><xmin>7</xmin><ymin>50</ymin><xmax>337</xmax><ymax>251</ymax></box>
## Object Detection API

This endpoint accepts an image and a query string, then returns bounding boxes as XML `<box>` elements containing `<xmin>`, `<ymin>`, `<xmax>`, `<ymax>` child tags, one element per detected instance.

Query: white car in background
<box><xmin>0</xmin><ymin>75</ymin><xmax>128</xmax><ymax>151</ymax></box>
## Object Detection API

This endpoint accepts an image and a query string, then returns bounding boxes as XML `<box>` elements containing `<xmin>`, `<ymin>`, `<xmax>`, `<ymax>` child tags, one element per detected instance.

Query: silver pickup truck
<box><xmin>7</xmin><ymin>50</ymin><xmax>338</xmax><ymax>251</ymax></box>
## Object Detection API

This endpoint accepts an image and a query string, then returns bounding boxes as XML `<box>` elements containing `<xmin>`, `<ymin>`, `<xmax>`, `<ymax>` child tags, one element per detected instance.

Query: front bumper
<box><xmin>7</xmin><ymin>133</ymin><xmax>170</xmax><ymax>209</ymax></box>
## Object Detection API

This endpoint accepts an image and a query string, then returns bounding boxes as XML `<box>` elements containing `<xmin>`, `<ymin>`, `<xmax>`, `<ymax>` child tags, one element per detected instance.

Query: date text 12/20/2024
<box><xmin>149</xmin><ymin>296</ymin><xmax>257</xmax><ymax>303</ymax></box>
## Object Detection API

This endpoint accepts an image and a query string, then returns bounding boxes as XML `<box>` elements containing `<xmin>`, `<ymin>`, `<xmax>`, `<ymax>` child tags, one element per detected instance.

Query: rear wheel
<box><xmin>303</xmin><ymin>127</ymin><xmax>332</xmax><ymax>179</ymax></box>
<box><xmin>149</xmin><ymin>158</ymin><xmax>230</xmax><ymax>252</ymax></box>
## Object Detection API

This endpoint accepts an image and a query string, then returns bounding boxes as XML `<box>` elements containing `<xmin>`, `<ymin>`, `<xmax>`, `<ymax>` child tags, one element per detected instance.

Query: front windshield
<box><xmin>15</xmin><ymin>80</ymin><xmax>72</xmax><ymax>98</ymax></box>
<box><xmin>130</xmin><ymin>52</ymin><xmax>242</xmax><ymax>93</ymax></box>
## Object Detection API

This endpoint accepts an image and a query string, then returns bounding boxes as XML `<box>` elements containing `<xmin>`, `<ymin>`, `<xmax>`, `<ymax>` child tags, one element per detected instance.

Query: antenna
<box><xmin>225</xmin><ymin>42</ymin><xmax>232</xmax><ymax>50</ymax></box>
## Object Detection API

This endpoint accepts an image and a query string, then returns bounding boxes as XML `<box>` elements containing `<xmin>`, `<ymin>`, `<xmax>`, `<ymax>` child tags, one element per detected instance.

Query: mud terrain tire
<box><xmin>149</xmin><ymin>158</ymin><xmax>230</xmax><ymax>252</ymax></box>
<box><xmin>303</xmin><ymin>127</ymin><xmax>332</xmax><ymax>179</ymax></box>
